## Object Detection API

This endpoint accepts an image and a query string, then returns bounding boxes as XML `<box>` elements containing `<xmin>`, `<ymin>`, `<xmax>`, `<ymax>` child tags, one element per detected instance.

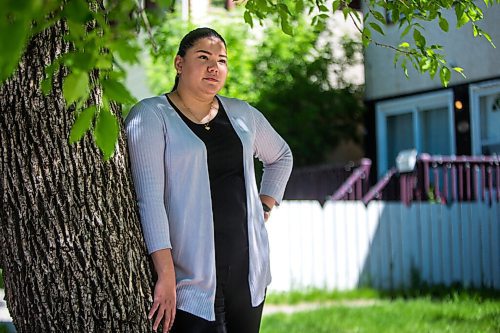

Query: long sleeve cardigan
<box><xmin>125</xmin><ymin>94</ymin><xmax>293</xmax><ymax>321</ymax></box>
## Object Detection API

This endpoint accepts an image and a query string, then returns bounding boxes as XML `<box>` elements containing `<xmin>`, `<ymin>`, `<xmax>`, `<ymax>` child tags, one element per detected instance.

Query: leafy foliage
<box><xmin>0</xmin><ymin>0</ymin><xmax>498</xmax><ymax>160</ymax></box>
<box><xmin>251</xmin><ymin>23</ymin><xmax>365</xmax><ymax>166</ymax></box>
<box><xmin>0</xmin><ymin>0</ymin><xmax>170</xmax><ymax>159</ymax></box>
<box><xmin>243</xmin><ymin>0</ymin><xmax>499</xmax><ymax>87</ymax></box>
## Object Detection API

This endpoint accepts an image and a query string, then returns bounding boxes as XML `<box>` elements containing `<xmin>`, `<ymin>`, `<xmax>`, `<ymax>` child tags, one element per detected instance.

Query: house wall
<box><xmin>364</xmin><ymin>3</ymin><xmax>500</xmax><ymax>101</ymax></box>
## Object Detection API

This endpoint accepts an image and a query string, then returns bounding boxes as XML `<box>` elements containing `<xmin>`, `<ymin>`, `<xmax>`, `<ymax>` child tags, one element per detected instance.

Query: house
<box><xmin>362</xmin><ymin>3</ymin><xmax>500</xmax><ymax>177</ymax></box>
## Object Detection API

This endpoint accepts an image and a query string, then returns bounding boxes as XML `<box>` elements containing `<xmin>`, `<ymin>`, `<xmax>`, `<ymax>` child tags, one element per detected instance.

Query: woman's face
<box><xmin>175</xmin><ymin>37</ymin><xmax>228</xmax><ymax>96</ymax></box>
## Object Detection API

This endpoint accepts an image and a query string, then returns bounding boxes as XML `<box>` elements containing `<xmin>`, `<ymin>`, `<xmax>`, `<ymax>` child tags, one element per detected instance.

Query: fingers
<box><xmin>150</xmin><ymin>302</ymin><xmax>176</xmax><ymax>333</ymax></box>
<box><xmin>264</xmin><ymin>211</ymin><xmax>271</xmax><ymax>222</ymax></box>
<box><xmin>148</xmin><ymin>301</ymin><xmax>160</xmax><ymax>320</ymax></box>
<box><xmin>153</xmin><ymin>308</ymin><xmax>165</xmax><ymax>332</ymax></box>
<box><xmin>162</xmin><ymin>306</ymin><xmax>176</xmax><ymax>333</ymax></box>
<box><xmin>170</xmin><ymin>307</ymin><xmax>176</xmax><ymax>330</ymax></box>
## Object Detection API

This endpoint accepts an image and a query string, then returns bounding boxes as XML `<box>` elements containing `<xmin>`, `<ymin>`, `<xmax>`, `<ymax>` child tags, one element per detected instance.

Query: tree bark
<box><xmin>0</xmin><ymin>17</ymin><xmax>155</xmax><ymax>333</ymax></box>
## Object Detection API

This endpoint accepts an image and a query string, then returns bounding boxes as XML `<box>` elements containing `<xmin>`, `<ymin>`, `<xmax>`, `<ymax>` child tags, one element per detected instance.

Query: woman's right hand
<box><xmin>149</xmin><ymin>273</ymin><xmax>176</xmax><ymax>332</ymax></box>
<box><xmin>149</xmin><ymin>249</ymin><xmax>177</xmax><ymax>333</ymax></box>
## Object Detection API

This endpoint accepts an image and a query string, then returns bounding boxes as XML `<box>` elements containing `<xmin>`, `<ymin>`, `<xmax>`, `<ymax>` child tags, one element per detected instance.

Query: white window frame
<box><xmin>469</xmin><ymin>79</ymin><xmax>500</xmax><ymax>155</ymax></box>
<box><xmin>376</xmin><ymin>90</ymin><xmax>455</xmax><ymax>177</ymax></box>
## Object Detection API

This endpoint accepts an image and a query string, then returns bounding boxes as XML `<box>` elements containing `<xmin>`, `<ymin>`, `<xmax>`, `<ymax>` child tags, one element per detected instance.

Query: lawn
<box><xmin>261</xmin><ymin>290</ymin><xmax>500</xmax><ymax>333</ymax></box>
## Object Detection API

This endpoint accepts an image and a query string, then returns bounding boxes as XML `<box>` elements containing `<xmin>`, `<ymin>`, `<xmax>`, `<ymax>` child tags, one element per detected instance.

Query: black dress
<box><xmin>166</xmin><ymin>95</ymin><xmax>249</xmax><ymax>266</ymax></box>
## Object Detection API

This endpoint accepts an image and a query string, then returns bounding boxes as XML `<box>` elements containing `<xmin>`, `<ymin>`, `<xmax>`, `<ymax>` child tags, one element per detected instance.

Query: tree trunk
<box><xmin>0</xmin><ymin>18</ymin><xmax>155</xmax><ymax>333</ymax></box>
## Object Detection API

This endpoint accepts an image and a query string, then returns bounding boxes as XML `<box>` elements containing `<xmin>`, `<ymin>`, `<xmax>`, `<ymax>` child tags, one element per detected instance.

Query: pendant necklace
<box><xmin>175</xmin><ymin>91</ymin><xmax>217</xmax><ymax>131</ymax></box>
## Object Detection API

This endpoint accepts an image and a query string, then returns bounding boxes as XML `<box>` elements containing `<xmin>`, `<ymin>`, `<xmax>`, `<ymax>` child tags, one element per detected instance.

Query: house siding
<box><xmin>363</xmin><ymin>3</ymin><xmax>500</xmax><ymax>101</ymax></box>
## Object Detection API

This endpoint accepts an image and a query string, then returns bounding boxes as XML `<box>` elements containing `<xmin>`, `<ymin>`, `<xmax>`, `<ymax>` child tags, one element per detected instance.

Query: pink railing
<box><xmin>329</xmin><ymin>158</ymin><xmax>372</xmax><ymax>201</ymax></box>
<box><xmin>360</xmin><ymin>154</ymin><xmax>500</xmax><ymax>205</ymax></box>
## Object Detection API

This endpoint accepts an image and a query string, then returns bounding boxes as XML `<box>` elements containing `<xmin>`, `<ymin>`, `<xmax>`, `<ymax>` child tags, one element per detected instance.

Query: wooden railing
<box><xmin>329</xmin><ymin>158</ymin><xmax>372</xmax><ymax>201</ymax></box>
<box><xmin>330</xmin><ymin>154</ymin><xmax>500</xmax><ymax>205</ymax></box>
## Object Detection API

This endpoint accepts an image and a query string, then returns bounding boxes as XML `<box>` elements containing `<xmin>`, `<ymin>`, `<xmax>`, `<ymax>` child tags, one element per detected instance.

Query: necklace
<box><xmin>174</xmin><ymin>91</ymin><xmax>218</xmax><ymax>131</ymax></box>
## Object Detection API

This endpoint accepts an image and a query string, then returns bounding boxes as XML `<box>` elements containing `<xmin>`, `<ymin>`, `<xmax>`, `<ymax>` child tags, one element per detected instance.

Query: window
<box><xmin>376</xmin><ymin>91</ymin><xmax>455</xmax><ymax>176</ymax></box>
<box><xmin>470</xmin><ymin>80</ymin><xmax>500</xmax><ymax>155</ymax></box>
<box><xmin>387</xmin><ymin>113</ymin><xmax>414</xmax><ymax>167</ymax></box>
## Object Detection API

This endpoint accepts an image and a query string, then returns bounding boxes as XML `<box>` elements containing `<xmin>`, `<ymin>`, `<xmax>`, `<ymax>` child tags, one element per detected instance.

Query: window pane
<box><xmin>387</xmin><ymin>113</ymin><xmax>414</xmax><ymax>168</ymax></box>
<box><xmin>419</xmin><ymin>106</ymin><xmax>450</xmax><ymax>155</ymax></box>
<box><xmin>479</xmin><ymin>93</ymin><xmax>500</xmax><ymax>155</ymax></box>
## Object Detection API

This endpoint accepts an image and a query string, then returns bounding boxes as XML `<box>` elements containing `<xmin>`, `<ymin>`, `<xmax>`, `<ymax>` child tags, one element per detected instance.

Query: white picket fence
<box><xmin>267</xmin><ymin>200</ymin><xmax>500</xmax><ymax>292</ymax></box>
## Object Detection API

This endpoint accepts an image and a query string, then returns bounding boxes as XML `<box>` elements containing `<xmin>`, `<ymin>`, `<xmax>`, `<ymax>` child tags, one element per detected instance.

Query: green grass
<box><xmin>266</xmin><ymin>288</ymin><xmax>380</xmax><ymax>305</ymax></box>
<box><xmin>262</xmin><ymin>290</ymin><xmax>500</xmax><ymax>333</ymax></box>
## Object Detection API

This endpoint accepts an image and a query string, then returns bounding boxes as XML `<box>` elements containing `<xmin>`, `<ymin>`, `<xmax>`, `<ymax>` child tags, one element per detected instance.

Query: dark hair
<box><xmin>171</xmin><ymin>27</ymin><xmax>226</xmax><ymax>92</ymax></box>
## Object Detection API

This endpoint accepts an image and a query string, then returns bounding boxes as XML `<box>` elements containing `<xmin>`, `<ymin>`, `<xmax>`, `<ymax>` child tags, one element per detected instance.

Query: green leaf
<box><xmin>64</xmin><ymin>51</ymin><xmax>94</xmax><ymax>71</ymax></box>
<box><xmin>420</xmin><ymin>57</ymin><xmax>432</xmax><ymax>71</ymax></box>
<box><xmin>479</xmin><ymin>29</ymin><xmax>496</xmax><ymax>48</ymax></box>
<box><xmin>439</xmin><ymin>17</ymin><xmax>449</xmax><ymax>32</ymax></box>
<box><xmin>41</xmin><ymin>76</ymin><xmax>52</xmax><ymax>95</ymax></box>
<box><xmin>296</xmin><ymin>0</ymin><xmax>304</xmax><ymax>13</ymax></box>
<box><xmin>400</xmin><ymin>24</ymin><xmax>412</xmax><ymax>38</ymax></box>
<box><xmin>66</xmin><ymin>20</ymin><xmax>86</xmax><ymax>39</ymax></box>
<box><xmin>63</xmin><ymin>71</ymin><xmax>89</xmax><ymax>105</ymax></box>
<box><xmin>62</xmin><ymin>0</ymin><xmax>92</xmax><ymax>23</ymax></box>
<box><xmin>391</xmin><ymin>8</ymin><xmax>400</xmax><ymax>24</ymax></box>
<box><xmin>342</xmin><ymin>7</ymin><xmax>350</xmax><ymax>20</ymax></box>
<box><xmin>413</xmin><ymin>29</ymin><xmax>426</xmax><ymax>49</ymax></box>
<box><xmin>101</xmin><ymin>78</ymin><xmax>136</xmax><ymax>105</ymax></box>
<box><xmin>453</xmin><ymin>66</ymin><xmax>466</xmax><ymax>78</ymax></box>
<box><xmin>69</xmin><ymin>106</ymin><xmax>96</xmax><ymax>144</ymax></box>
<box><xmin>332</xmin><ymin>0</ymin><xmax>341</xmax><ymax>12</ymax></box>
<box><xmin>0</xmin><ymin>17</ymin><xmax>30</xmax><ymax>83</ymax></box>
<box><xmin>457</xmin><ymin>12</ymin><xmax>470</xmax><ymax>28</ymax></box>
<box><xmin>454</xmin><ymin>4</ymin><xmax>465</xmax><ymax>23</ymax></box>
<box><xmin>94</xmin><ymin>107</ymin><xmax>119</xmax><ymax>160</ymax></box>
<box><xmin>278</xmin><ymin>4</ymin><xmax>292</xmax><ymax>16</ymax></box>
<box><xmin>319</xmin><ymin>5</ymin><xmax>328</xmax><ymax>12</ymax></box>
<box><xmin>473</xmin><ymin>24</ymin><xmax>479</xmax><ymax>37</ymax></box>
<box><xmin>362</xmin><ymin>27</ymin><xmax>371</xmax><ymax>47</ymax></box>
<box><xmin>399</xmin><ymin>42</ymin><xmax>410</xmax><ymax>48</ymax></box>
<box><xmin>280</xmin><ymin>16</ymin><xmax>293</xmax><ymax>36</ymax></box>
<box><xmin>244</xmin><ymin>10</ymin><xmax>253</xmax><ymax>28</ymax></box>
<box><xmin>363</xmin><ymin>11</ymin><xmax>370</xmax><ymax>23</ymax></box>
<box><xmin>96</xmin><ymin>56</ymin><xmax>113</xmax><ymax>70</ymax></box>
<box><xmin>369</xmin><ymin>22</ymin><xmax>385</xmax><ymax>35</ymax></box>
<box><xmin>439</xmin><ymin>66</ymin><xmax>451</xmax><ymax>87</ymax></box>
<box><xmin>402</xmin><ymin>60</ymin><xmax>409</xmax><ymax>78</ymax></box>
<box><xmin>372</xmin><ymin>10</ymin><xmax>386</xmax><ymax>24</ymax></box>
<box><xmin>112</xmin><ymin>40</ymin><xmax>140</xmax><ymax>64</ymax></box>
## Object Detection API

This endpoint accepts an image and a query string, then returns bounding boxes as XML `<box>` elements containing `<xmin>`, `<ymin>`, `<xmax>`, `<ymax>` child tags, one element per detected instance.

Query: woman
<box><xmin>126</xmin><ymin>27</ymin><xmax>293</xmax><ymax>333</ymax></box>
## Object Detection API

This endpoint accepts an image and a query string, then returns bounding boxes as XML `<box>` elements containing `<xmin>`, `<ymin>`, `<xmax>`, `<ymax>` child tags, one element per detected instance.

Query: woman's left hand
<box><xmin>260</xmin><ymin>195</ymin><xmax>276</xmax><ymax>222</ymax></box>
<box><xmin>264</xmin><ymin>211</ymin><xmax>271</xmax><ymax>222</ymax></box>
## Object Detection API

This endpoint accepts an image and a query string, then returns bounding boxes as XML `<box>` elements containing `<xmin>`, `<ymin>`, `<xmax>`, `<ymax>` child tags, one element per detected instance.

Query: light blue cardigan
<box><xmin>125</xmin><ymin>95</ymin><xmax>293</xmax><ymax>321</ymax></box>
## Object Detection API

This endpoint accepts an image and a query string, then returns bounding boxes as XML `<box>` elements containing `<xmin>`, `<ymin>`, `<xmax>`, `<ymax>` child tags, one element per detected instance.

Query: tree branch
<box><xmin>134</xmin><ymin>0</ymin><xmax>158</xmax><ymax>54</ymax></box>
